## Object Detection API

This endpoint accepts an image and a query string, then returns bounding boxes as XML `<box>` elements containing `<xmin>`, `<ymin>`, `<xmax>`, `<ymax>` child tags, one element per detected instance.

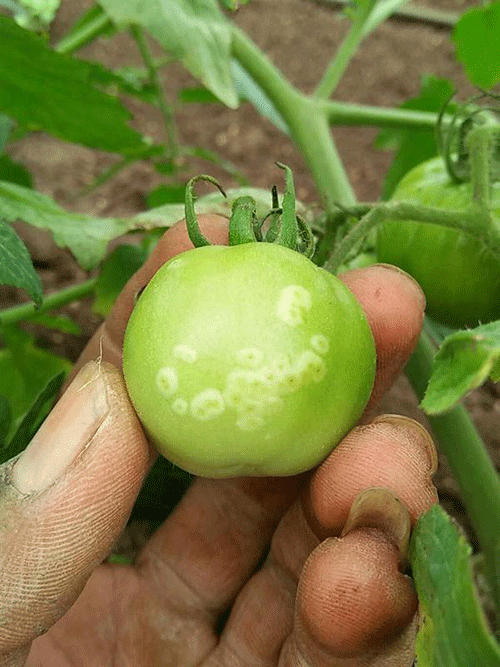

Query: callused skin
<box><xmin>123</xmin><ymin>242</ymin><xmax>376</xmax><ymax>478</ymax></box>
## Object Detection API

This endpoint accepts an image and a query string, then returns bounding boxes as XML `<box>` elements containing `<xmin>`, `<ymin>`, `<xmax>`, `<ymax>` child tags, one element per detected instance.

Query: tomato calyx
<box><xmin>184</xmin><ymin>164</ymin><xmax>315</xmax><ymax>258</ymax></box>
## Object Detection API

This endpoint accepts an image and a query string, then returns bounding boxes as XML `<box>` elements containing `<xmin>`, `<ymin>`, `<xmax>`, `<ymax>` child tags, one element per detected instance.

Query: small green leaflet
<box><xmin>1</xmin><ymin>371</ymin><xmax>65</xmax><ymax>463</ymax></box>
<box><xmin>93</xmin><ymin>244</ymin><xmax>147</xmax><ymax>317</ymax></box>
<box><xmin>0</xmin><ymin>181</ymin><xmax>137</xmax><ymax>270</ymax></box>
<box><xmin>0</xmin><ymin>326</ymin><xmax>70</xmax><ymax>445</ymax></box>
<box><xmin>0</xmin><ymin>16</ymin><xmax>144</xmax><ymax>153</ymax></box>
<box><xmin>452</xmin><ymin>1</ymin><xmax>500</xmax><ymax>90</ymax></box>
<box><xmin>421</xmin><ymin>320</ymin><xmax>500</xmax><ymax>415</ymax></box>
<box><xmin>0</xmin><ymin>219</ymin><xmax>42</xmax><ymax>306</ymax></box>
<box><xmin>99</xmin><ymin>0</ymin><xmax>238</xmax><ymax>109</ymax></box>
<box><xmin>410</xmin><ymin>504</ymin><xmax>500</xmax><ymax>666</ymax></box>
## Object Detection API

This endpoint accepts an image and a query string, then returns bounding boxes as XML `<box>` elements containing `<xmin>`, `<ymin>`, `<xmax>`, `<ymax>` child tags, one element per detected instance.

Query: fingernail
<box><xmin>341</xmin><ymin>488</ymin><xmax>411</xmax><ymax>560</ymax></box>
<box><xmin>372</xmin><ymin>414</ymin><xmax>438</xmax><ymax>475</ymax></box>
<box><xmin>12</xmin><ymin>361</ymin><xmax>109</xmax><ymax>494</ymax></box>
<box><xmin>373</xmin><ymin>263</ymin><xmax>426</xmax><ymax>310</ymax></box>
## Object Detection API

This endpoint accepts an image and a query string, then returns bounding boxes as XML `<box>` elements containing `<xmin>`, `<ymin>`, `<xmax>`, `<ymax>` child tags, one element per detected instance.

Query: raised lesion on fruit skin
<box><xmin>157</xmin><ymin>332</ymin><xmax>330</xmax><ymax>432</ymax></box>
<box><xmin>276</xmin><ymin>284</ymin><xmax>312</xmax><ymax>326</ymax></box>
<box><xmin>173</xmin><ymin>344</ymin><xmax>197</xmax><ymax>363</ymax></box>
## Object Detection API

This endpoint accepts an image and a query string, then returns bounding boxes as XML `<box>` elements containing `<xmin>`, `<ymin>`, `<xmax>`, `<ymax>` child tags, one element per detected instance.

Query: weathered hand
<box><xmin>0</xmin><ymin>216</ymin><xmax>437</xmax><ymax>667</ymax></box>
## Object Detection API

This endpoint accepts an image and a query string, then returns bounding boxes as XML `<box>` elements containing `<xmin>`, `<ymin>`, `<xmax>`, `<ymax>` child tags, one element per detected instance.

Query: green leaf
<box><xmin>421</xmin><ymin>320</ymin><xmax>500</xmax><ymax>415</ymax></box>
<box><xmin>15</xmin><ymin>0</ymin><xmax>61</xmax><ymax>29</ymax></box>
<box><xmin>452</xmin><ymin>1</ymin><xmax>500</xmax><ymax>90</ymax></box>
<box><xmin>146</xmin><ymin>184</ymin><xmax>186</xmax><ymax>209</ymax></box>
<box><xmin>0</xmin><ymin>326</ymin><xmax>71</xmax><ymax>443</ymax></box>
<box><xmin>28</xmin><ymin>313</ymin><xmax>81</xmax><ymax>335</ymax></box>
<box><xmin>0</xmin><ymin>180</ymin><xmax>139</xmax><ymax>269</ymax></box>
<box><xmin>1</xmin><ymin>370</ymin><xmax>65</xmax><ymax>463</ymax></box>
<box><xmin>0</xmin><ymin>395</ymin><xmax>11</xmax><ymax>449</ymax></box>
<box><xmin>0</xmin><ymin>15</ymin><xmax>144</xmax><ymax>153</ymax></box>
<box><xmin>0</xmin><ymin>219</ymin><xmax>42</xmax><ymax>306</ymax></box>
<box><xmin>93</xmin><ymin>244</ymin><xmax>147</xmax><ymax>317</ymax></box>
<box><xmin>0</xmin><ymin>114</ymin><xmax>14</xmax><ymax>151</ymax></box>
<box><xmin>178</xmin><ymin>87</ymin><xmax>221</xmax><ymax>104</ymax></box>
<box><xmin>375</xmin><ymin>75</ymin><xmax>455</xmax><ymax>199</ymax></box>
<box><xmin>218</xmin><ymin>0</ymin><xmax>252</xmax><ymax>10</ymax></box>
<box><xmin>0</xmin><ymin>154</ymin><xmax>33</xmax><ymax>188</ymax></box>
<box><xmin>99</xmin><ymin>0</ymin><xmax>238</xmax><ymax>109</ymax></box>
<box><xmin>410</xmin><ymin>504</ymin><xmax>500</xmax><ymax>666</ymax></box>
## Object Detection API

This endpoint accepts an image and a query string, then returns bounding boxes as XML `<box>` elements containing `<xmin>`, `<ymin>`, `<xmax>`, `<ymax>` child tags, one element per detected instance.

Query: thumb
<box><xmin>0</xmin><ymin>361</ymin><xmax>150</xmax><ymax>666</ymax></box>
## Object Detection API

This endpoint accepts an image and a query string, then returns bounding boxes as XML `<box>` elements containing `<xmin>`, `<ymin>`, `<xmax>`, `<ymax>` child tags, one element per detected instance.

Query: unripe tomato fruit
<box><xmin>377</xmin><ymin>156</ymin><xmax>500</xmax><ymax>328</ymax></box>
<box><xmin>123</xmin><ymin>242</ymin><xmax>375</xmax><ymax>477</ymax></box>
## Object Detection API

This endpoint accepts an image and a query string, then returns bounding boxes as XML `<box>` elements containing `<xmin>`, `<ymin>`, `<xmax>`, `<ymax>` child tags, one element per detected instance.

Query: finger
<box><xmin>177</xmin><ymin>418</ymin><xmax>437</xmax><ymax>665</ymax></box>
<box><xmin>339</xmin><ymin>264</ymin><xmax>425</xmax><ymax>410</ymax></box>
<box><xmin>0</xmin><ymin>362</ymin><xmax>149</xmax><ymax>666</ymax></box>
<box><xmin>286</xmin><ymin>528</ymin><xmax>419</xmax><ymax>667</ymax></box>
<box><xmin>66</xmin><ymin>215</ymin><xmax>229</xmax><ymax>382</ymax></box>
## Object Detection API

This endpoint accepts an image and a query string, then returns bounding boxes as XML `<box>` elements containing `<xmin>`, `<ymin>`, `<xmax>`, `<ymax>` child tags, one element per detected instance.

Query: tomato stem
<box><xmin>324</xmin><ymin>200</ymin><xmax>499</xmax><ymax>274</ymax></box>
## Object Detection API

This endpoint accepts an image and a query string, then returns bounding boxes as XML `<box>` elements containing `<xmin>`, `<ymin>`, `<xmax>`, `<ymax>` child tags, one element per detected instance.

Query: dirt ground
<box><xmin>3</xmin><ymin>0</ymin><xmax>498</xmax><ymax>555</ymax></box>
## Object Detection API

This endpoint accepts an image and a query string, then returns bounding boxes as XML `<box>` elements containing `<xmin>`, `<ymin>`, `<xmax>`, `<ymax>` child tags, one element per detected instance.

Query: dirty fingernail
<box><xmin>12</xmin><ymin>361</ymin><xmax>109</xmax><ymax>494</ymax></box>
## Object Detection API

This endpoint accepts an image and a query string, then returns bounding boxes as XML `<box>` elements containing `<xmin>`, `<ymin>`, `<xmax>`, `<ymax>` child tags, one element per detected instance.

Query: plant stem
<box><xmin>131</xmin><ymin>26</ymin><xmax>178</xmax><ymax>160</ymax></box>
<box><xmin>406</xmin><ymin>332</ymin><xmax>500</xmax><ymax>613</ymax></box>
<box><xmin>0</xmin><ymin>278</ymin><xmax>98</xmax><ymax>327</ymax></box>
<box><xmin>231</xmin><ymin>26</ymin><xmax>356</xmax><ymax>209</ymax></box>
<box><xmin>314</xmin><ymin>0</ymin><xmax>375</xmax><ymax>99</ymax></box>
<box><xmin>323</xmin><ymin>99</ymin><xmax>442</xmax><ymax>130</ymax></box>
<box><xmin>54</xmin><ymin>12</ymin><xmax>112</xmax><ymax>54</ymax></box>
<box><xmin>310</xmin><ymin>0</ymin><xmax>459</xmax><ymax>28</ymax></box>
<box><xmin>325</xmin><ymin>200</ymin><xmax>497</xmax><ymax>274</ymax></box>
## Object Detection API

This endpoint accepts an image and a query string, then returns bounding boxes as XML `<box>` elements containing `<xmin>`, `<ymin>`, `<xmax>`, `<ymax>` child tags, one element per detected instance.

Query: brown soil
<box><xmin>3</xmin><ymin>0</ymin><xmax>498</xmax><ymax>556</ymax></box>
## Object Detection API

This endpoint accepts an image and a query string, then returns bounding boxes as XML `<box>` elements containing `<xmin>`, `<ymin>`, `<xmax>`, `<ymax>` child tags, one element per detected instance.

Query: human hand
<box><xmin>0</xmin><ymin>216</ymin><xmax>437</xmax><ymax>667</ymax></box>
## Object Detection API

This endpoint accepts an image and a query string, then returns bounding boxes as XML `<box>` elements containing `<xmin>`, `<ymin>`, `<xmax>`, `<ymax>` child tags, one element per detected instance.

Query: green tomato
<box><xmin>123</xmin><ymin>242</ymin><xmax>375</xmax><ymax>478</ymax></box>
<box><xmin>377</xmin><ymin>156</ymin><xmax>500</xmax><ymax>328</ymax></box>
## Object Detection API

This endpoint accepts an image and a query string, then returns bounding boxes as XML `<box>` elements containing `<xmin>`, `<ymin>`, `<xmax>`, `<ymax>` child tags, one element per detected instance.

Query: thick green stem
<box><xmin>406</xmin><ymin>332</ymin><xmax>500</xmax><ymax>613</ymax></box>
<box><xmin>0</xmin><ymin>278</ymin><xmax>98</xmax><ymax>327</ymax></box>
<box><xmin>231</xmin><ymin>26</ymin><xmax>356</xmax><ymax>209</ymax></box>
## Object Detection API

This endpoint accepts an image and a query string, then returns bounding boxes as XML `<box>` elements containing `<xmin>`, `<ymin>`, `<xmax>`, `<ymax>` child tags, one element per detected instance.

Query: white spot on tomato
<box><xmin>156</xmin><ymin>367</ymin><xmax>178</xmax><ymax>397</ymax></box>
<box><xmin>190</xmin><ymin>389</ymin><xmax>225</xmax><ymax>421</ymax></box>
<box><xmin>173</xmin><ymin>344</ymin><xmax>197</xmax><ymax>363</ymax></box>
<box><xmin>277</xmin><ymin>285</ymin><xmax>312</xmax><ymax>326</ymax></box>
<box><xmin>310</xmin><ymin>334</ymin><xmax>330</xmax><ymax>355</ymax></box>
<box><xmin>235</xmin><ymin>347</ymin><xmax>264</xmax><ymax>367</ymax></box>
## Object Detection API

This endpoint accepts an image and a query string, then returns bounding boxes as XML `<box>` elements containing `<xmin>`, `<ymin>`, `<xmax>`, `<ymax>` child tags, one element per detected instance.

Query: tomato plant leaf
<box><xmin>0</xmin><ymin>114</ymin><xmax>13</xmax><ymax>151</ymax></box>
<box><xmin>0</xmin><ymin>154</ymin><xmax>33</xmax><ymax>188</ymax></box>
<box><xmin>27</xmin><ymin>313</ymin><xmax>82</xmax><ymax>335</ymax></box>
<box><xmin>14</xmin><ymin>0</ymin><xmax>60</xmax><ymax>29</ymax></box>
<box><xmin>375</xmin><ymin>75</ymin><xmax>455</xmax><ymax>199</ymax></box>
<box><xmin>0</xmin><ymin>370</ymin><xmax>65</xmax><ymax>464</ymax></box>
<box><xmin>0</xmin><ymin>181</ymin><xmax>139</xmax><ymax>269</ymax></box>
<box><xmin>0</xmin><ymin>219</ymin><xmax>42</xmax><ymax>306</ymax></box>
<box><xmin>0</xmin><ymin>395</ymin><xmax>11</xmax><ymax>449</ymax></box>
<box><xmin>452</xmin><ymin>1</ymin><xmax>500</xmax><ymax>90</ymax></box>
<box><xmin>410</xmin><ymin>504</ymin><xmax>500</xmax><ymax>666</ymax></box>
<box><xmin>146</xmin><ymin>184</ymin><xmax>186</xmax><ymax>209</ymax></box>
<box><xmin>0</xmin><ymin>16</ymin><xmax>144</xmax><ymax>153</ymax></box>
<box><xmin>99</xmin><ymin>0</ymin><xmax>238</xmax><ymax>109</ymax></box>
<box><xmin>0</xmin><ymin>326</ymin><xmax>71</xmax><ymax>444</ymax></box>
<box><xmin>421</xmin><ymin>321</ymin><xmax>500</xmax><ymax>415</ymax></box>
<box><xmin>93</xmin><ymin>244</ymin><xmax>148</xmax><ymax>317</ymax></box>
